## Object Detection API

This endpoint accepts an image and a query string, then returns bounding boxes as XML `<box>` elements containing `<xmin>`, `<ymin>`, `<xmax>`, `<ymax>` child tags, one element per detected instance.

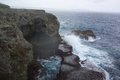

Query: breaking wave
<box><xmin>62</xmin><ymin>34</ymin><xmax>114</xmax><ymax>80</ymax></box>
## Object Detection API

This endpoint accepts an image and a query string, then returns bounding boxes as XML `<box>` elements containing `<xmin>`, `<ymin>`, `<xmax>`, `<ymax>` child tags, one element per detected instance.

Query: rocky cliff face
<box><xmin>0</xmin><ymin>24</ymin><xmax>33</xmax><ymax>80</ymax></box>
<box><xmin>0</xmin><ymin>6</ymin><xmax>60</xmax><ymax>80</ymax></box>
<box><xmin>0</xmin><ymin>3</ymin><xmax>10</xmax><ymax>9</ymax></box>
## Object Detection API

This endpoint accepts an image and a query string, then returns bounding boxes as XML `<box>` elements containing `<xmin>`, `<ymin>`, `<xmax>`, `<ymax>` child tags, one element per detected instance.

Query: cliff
<box><xmin>0</xmin><ymin>3</ymin><xmax>10</xmax><ymax>9</ymax></box>
<box><xmin>0</xmin><ymin>5</ymin><xmax>60</xmax><ymax>80</ymax></box>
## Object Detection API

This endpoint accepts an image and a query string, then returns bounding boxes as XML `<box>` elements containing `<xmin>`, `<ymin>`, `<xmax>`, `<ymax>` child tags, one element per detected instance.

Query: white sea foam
<box><xmin>62</xmin><ymin>34</ymin><xmax>114</xmax><ymax>80</ymax></box>
<box><xmin>87</xmin><ymin>36</ymin><xmax>101</xmax><ymax>42</ymax></box>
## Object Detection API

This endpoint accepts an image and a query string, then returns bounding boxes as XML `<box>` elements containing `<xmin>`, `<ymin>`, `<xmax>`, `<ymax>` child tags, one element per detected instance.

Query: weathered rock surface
<box><xmin>0</xmin><ymin>8</ymin><xmax>60</xmax><ymax>59</ymax></box>
<box><xmin>0</xmin><ymin>25</ymin><xmax>33</xmax><ymax>80</ymax></box>
<box><xmin>0</xmin><ymin>5</ymin><xmax>60</xmax><ymax>80</ymax></box>
<box><xmin>62</xmin><ymin>55</ymin><xmax>80</xmax><ymax>66</ymax></box>
<box><xmin>57</xmin><ymin>42</ymin><xmax>105</xmax><ymax>80</ymax></box>
<box><xmin>72</xmin><ymin>29</ymin><xmax>96</xmax><ymax>40</ymax></box>
<box><xmin>27</xmin><ymin>60</ymin><xmax>43</xmax><ymax>80</ymax></box>
<box><xmin>65</xmin><ymin>67</ymin><xmax>105</xmax><ymax>80</ymax></box>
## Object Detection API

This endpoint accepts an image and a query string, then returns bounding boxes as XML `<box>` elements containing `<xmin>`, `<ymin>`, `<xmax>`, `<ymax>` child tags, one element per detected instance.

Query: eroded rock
<box><xmin>66</xmin><ymin>68</ymin><xmax>105</xmax><ymax>80</ymax></box>
<box><xmin>72</xmin><ymin>29</ymin><xmax>96</xmax><ymax>40</ymax></box>
<box><xmin>0</xmin><ymin>25</ymin><xmax>33</xmax><ymax>80</ymax></box>
<box><xmin>0</xmin><ymin>6</ymin><xmax>61</xmax><ymax>80</ymax></box>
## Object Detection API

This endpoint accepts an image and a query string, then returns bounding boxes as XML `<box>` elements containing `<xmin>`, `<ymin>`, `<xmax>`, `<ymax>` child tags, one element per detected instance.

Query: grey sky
<box><xmin>0</xmin><ymin>0</ymin><xmax>120</xmax><ymax>13</ymax></box>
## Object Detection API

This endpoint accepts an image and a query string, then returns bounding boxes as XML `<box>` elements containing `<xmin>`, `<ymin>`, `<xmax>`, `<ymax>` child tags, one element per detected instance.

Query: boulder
<box><xmin>62</xmin><ymin>54</ymin><xmax>80</xmax><ymax>67</ymax></box>
<box><xmin>57</xmin><ymin>49</ymin><xmax>72</xmax><ymax>56</ymax></box>
<box><xmin>57</xmin><ymin>67</ymin><xmax>105</xmax><ymax>80</ymax></box>
<box><xmin>60</xmin><ymin>54</ymin><xmax>80</xmax><ymax>73</ymax></box>
<box><xmin>58</xmin><ymin>44</ymin><xmax>73</xmax><ymax>53</ymax></box>
<box><xmin>81</xmin><ymin>30</ymin><xmax>96</xmax><ymax>39</ymax></box>
<box><xmin>65</xmin><ymin>68</ymin><xmax>105</xmax><ymax>80</ymax></box>
<box><xmin>61</xmin><ymin>64</ymin><xmax>77</xmax><ymax>72</ymax></box>
<box><xmin>72</xmin><ymin>30</ymin><xmax>81</xmax><ymax>36</ymax></box>
<box><xmin>72</xmin><ymin>29</ymin><xmax>96</xmax><ymax>40</ymax></box>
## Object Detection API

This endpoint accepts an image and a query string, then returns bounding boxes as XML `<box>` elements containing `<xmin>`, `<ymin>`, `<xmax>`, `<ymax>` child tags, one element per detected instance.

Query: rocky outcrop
<box><xmin>27</xmin><ymin>60</ymin><xmax>43</xmax><ymax>80</ymax></box>
<box><xmin>72</xmin><ymin>29</ymin><xmax>96</xmax><ymax>40</ymax></box>
<box><xmin>56</xmin><ymin>42</ymin><xmax>105</xmax><ymax>80</ymax></box>
<box><xmin>0</xmin><ymin>5</ymin><xmax>60</xmax><ymax>80</ymax></box>
<box><xmin>0</xmin><ymin>8</ymin><xmax>60</xmax><ymax>57</ymax></box>
<box><xmin>0</xmin><ymin>25</ymin><xmax>33</xmax><ymax>80</ymax></box>
<box><xmin>65</xmin><ymin>67</ymin><xmax>105</xmax><ymax>80</ymax></box>
<box><xmin>0</xmin><ymin>3</ymin><xmax>10</xmax><ymax>9</ymax></box>
<box><xmin>0</xmin><ymin>3</ymin><xmax>105</xmax><ymax>80</ymax></box>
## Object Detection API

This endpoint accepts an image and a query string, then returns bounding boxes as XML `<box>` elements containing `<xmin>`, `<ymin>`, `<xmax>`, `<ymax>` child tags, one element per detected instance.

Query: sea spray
<box><xmin>87</xmin><ymin>36</ymin><xmax>101</xmax><ymax>42</ymax></box>
<box><xmin>62</xmin><ymin>34</ymin><xmax>114</xmax><ymax>80</ymax></box>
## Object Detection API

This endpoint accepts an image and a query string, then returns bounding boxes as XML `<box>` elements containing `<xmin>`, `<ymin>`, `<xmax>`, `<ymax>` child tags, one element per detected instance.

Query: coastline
<box><xmin>0</xmin><ymin>3</ymin><xmax>108</xmax><ymax>80</ymax></box>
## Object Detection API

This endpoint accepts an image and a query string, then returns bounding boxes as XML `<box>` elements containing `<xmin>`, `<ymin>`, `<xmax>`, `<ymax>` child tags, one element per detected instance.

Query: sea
<box><xmin>53</xmin><ymin>11</ymin><xmax>120</xmax><ymax>80</ymax></box>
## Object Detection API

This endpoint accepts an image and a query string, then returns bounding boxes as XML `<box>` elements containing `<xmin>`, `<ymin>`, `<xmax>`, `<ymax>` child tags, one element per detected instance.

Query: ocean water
<box><xmin>54</xmin><ymin>12</ymin><xmax>120</xmax><ymax>80</ymax></box>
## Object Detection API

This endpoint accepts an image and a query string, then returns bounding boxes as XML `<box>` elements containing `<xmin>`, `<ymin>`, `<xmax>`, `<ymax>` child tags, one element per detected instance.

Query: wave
<box><xmin>87</xmin><ymin>36</ymin><xmax>101</xmax><ymax>42</ymax></box>
<box><xmin>62</xmin><ymin>34</ymin><xmax>114</xmax><ymax>80</ymax></box>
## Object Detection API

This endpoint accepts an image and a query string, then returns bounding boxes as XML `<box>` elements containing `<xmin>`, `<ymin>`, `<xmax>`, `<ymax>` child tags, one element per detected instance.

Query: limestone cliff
<box><xmin>0</xmin><ymin>6</ymin><xmax>60</xmax><ymax>80</ymax></box>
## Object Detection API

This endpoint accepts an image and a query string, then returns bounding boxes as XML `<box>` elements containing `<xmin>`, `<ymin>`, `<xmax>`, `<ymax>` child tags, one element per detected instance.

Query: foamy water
<box><xmin>55</xmin><ymin>12</ymin><xmax>120</xmax><ymax>80</ymax></box>
<box><xmin>87</xmin><ymin>36</ymin><xmax>101</xmax><ymax>42</ymax></box>
<box><xmin>62</xmin><ymin>34</ymin><xmax>114</xmax><ymax>80</ymax></box>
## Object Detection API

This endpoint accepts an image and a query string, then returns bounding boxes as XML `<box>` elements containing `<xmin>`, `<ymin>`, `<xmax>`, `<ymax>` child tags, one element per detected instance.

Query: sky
<box><xmin>0</xmin><ymin>0</ymin><xmax>120</xmax><ymax>13</ymax></box>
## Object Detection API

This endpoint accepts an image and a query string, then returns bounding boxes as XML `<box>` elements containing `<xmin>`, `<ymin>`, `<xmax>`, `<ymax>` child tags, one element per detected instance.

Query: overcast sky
<box><xmin>0</xmin><ymin>0</ymin><xmax>120</xmax><ymax>13</ymax></box>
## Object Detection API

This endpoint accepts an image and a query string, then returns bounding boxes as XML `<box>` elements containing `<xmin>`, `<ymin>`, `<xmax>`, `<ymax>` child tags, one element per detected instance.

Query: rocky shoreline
<box><xmin>0</xmin><ymin>3</ymin><xmax>106</xmax><ymax>80</ymax></box>
<box><xmin>56</xmin><ymin>40</ymin><xmax>105</xmax><ymax>80</ymax></box>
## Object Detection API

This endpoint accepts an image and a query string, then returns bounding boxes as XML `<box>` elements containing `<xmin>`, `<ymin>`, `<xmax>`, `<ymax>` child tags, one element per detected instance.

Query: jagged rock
<box><xmin>56</xmin><ymin>42</ymin><xmax>105</xmax><ymax>80</ymax></box>
<box><xmin>62</xmin><ymin>54</ymin><xmax>80</xmax><ymax>67</ymax></box>
<box><xmin>27</xmin><ymin>60</ymin><xmax>43</xmax><ymax>80</ymax></box>
<box><xmin>81</xmin><ymin>30</ymin><xmax>96</xmax><ymax>39</ymax></box>
<box><xmin>57</xmin><ymin>43</ymin><xmax>80</xmax><ymax>73</ymax></box>
<box><xmin>0</xmin><ymin>7</ymin><xmax>60</xmax><ymax>80</ymax></box>
<box><xmin>57</xmin><ymin>49</ymin><xmax>72</xmax><ymax>56</ymax></box>
<box><xmin>0</xmin><ymin>25</ymin><xmax>33</xmax><ymax>80</ymax></box>
<box><xmin>58</xmin><ymin>67</ymin><xmax>105</xmax><ymax>80</ymax></box>
<box><xmin>65</xmin><ymin>68</ymin><xmax>105</xmax><ymax>80</ymax></box>
<box><xmin>61</xmin><ymin>64</ymin><xmax>78</xmax><ymax>72</ymax></box>
<box><xmin>0</xmin><ymin>8</ymin><xmax>60</xmax><ymax>59</ymax></box>
<box><xmin>72</xmin><ymin>30</ymin><xmax>81</xmax><ymax>35</ymax></box>
<box><xmin>58</xmin><ymin>44</ymin><xmax>73</xmax><ymax>53</ymax></box>
<box><xmin>72</xmin><ymin>29</ymin><xmax>96</xmax><ymax>40</ymax></box>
